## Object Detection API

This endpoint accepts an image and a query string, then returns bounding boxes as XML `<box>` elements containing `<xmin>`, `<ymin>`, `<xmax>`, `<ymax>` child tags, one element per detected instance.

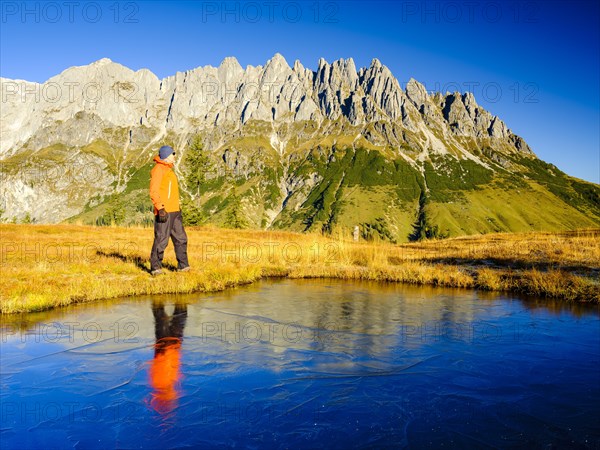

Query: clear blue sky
<box><xmin>1</xmin><ymin>0</ymin><xmax>598</xmax><ymax>183</ymax></box>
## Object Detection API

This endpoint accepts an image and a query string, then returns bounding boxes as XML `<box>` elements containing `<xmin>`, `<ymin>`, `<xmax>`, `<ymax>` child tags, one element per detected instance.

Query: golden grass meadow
<box><xmin>0</xmin><ymin>224</ymin><xmax>598</xmax><ymax>314</ymax></box>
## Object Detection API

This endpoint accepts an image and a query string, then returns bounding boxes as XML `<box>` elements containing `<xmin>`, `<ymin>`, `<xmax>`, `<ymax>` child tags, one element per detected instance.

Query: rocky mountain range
<box><xmin>1</xmin><ymin>53</ymin><xmax>598</xmax><ymax>240</ymax></box>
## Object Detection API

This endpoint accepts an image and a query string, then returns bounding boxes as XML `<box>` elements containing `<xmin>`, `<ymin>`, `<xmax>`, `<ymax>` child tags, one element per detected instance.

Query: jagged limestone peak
<box><xmin>266</xmin><ymin>52</ymin><xmax>290</xmax><ymax>70</ymax></box>
<box><xmin>92</xmin><ymin>57</ymin><xmax>113</xmax><ymax>65</ymax></box>
<box><xmin>317</xmin><ymin>57</ymin><xmax>328</xmax><ymax>70</ymax></box>
<box><xmin>219</xmin><ymin>56</ymin><xmax>242</xmax><ymax>70</ymax></box>
<box><xmin>369</xmin><ymin>57</ymin><xmax>383</xmax><ymax>70</ymax></box>
<box><xmin>218</xmin><ymin>56</ymin><xmax>244</xmax><ymax>82</ymax></box>
<box><xmin>406</xmin><ymin>78</ymin><xmax>428</xmax><ymax>106</ymax></box>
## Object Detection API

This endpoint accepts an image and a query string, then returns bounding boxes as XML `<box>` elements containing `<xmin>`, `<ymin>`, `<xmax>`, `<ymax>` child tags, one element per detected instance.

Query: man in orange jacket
<box><xmin>149</xmin><ymin>145</ymin><xmax>190</xmax><ymax>276</ymax></box>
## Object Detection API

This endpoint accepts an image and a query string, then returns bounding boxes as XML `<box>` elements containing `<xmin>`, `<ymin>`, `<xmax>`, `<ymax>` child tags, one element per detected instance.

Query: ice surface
<box><xmin>1</xmin><ymin>279</ymin><xmax>599</xmax><ymax>449</ymax></box>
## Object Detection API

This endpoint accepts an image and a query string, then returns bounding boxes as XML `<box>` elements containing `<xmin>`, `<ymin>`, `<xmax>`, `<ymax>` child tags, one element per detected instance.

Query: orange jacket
<box><xmin>150</xmin><ymin>155</ymin><xmax>180</xmax><ymax>214</ymax></box>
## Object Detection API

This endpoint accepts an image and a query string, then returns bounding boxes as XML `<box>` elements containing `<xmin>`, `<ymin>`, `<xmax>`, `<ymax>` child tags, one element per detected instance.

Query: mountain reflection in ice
<box><xmin>1</xmin><ymin>279</ymin><xmax>598</xmax><ymax>449</ymax></box>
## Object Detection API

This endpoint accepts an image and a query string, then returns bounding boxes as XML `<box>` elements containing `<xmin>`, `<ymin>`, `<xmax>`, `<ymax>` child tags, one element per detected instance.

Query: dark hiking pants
<box><xmin>150</xmin><ymin>210</ymin><xmax>189</xmax><ymax>271</ymax></box>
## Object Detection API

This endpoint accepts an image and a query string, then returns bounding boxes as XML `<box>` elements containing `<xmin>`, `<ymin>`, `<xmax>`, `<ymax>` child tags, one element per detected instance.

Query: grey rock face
<box><xmin>1</xmin><ymin>53</ymin><xmax>535</xmax><ymax>223</ymax></box>
<box><xmin>1</xmin><ymin>53</ymin><xmax>532</xmax><ymax>156</ymax></box>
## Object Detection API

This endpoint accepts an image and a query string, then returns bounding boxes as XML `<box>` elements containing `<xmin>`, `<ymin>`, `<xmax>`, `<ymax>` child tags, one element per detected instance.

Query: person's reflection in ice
<box><xmin>148</xmin><ymin>301</ymin><xmax>187</xmax><ymax>417</ymax></box>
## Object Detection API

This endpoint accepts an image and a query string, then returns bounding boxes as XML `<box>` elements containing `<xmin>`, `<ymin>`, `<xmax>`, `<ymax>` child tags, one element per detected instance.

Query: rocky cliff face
<box><xmin>0</xmin><ymin>53</ymin><xmax>530</xmax><ymax>157</ymax></box>
<box><xmin>1</xmin><ymin>54</ymin><xmax>597</xmax><ymax>239</ymax></box>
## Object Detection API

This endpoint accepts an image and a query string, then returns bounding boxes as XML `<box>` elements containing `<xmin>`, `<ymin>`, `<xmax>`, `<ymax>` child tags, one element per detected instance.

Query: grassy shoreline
<box><xmin>1</xmin><ymin>224</ymin><xmax>598</xmax><ymax>314</ymax></box>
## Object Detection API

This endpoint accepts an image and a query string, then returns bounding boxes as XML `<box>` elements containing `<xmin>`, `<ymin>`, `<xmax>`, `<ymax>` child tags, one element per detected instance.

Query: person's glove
<box><xmin>157</xmin><ymin>208</ymin><xmax>168</xmax><ymax>223</ymax></box>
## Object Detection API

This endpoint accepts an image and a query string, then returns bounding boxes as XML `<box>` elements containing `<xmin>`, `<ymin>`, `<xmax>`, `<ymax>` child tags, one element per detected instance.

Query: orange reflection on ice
<box><xmin>148</xmin><ymin>302</ymin><xmax>187</xmax><ymax>416</ymax></box>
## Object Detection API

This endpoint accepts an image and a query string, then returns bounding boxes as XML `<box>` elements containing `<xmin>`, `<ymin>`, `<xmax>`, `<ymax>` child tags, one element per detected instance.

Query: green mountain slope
<box><xmin>65</xmin><ymin>132</ymin><xmax>600</xmax><ymax>243</ymax></box>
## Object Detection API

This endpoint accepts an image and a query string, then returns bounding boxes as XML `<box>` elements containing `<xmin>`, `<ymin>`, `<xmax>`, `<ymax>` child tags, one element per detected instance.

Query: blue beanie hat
<box><xmin>159</xmin><ymin>145</ymin><xmax>175</xmax><ymax>160</ymax></box>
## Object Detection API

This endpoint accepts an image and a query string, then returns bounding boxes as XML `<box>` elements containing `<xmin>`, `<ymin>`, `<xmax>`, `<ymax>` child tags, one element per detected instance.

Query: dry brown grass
<box><xmin>1</xmin><ymin>224</ymin><xmax>598</xmax><ymax>313</ymax></box>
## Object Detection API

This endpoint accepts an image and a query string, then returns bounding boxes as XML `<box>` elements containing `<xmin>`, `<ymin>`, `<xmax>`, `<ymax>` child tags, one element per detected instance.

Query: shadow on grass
<box><xmin>95</xmin><ymin>250</ymin><xmax>178</xmax><ymax>274</ymax></box>
<box><xmin>420</xmin><ymin>257</ymin><xmax>599</xmax><ymax>277</ymax></box>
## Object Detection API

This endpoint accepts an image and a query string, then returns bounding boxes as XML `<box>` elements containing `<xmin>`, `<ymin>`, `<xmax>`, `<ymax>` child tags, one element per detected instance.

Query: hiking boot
<box><xmin>177</xmin><ymin>266</ymin><xmax>191</xmax><ymax>273</ymax></box>
<box><xmin>151</xmin><ymin>269</ymin><xmax>165</xmax><ymax>276</ymax></box>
